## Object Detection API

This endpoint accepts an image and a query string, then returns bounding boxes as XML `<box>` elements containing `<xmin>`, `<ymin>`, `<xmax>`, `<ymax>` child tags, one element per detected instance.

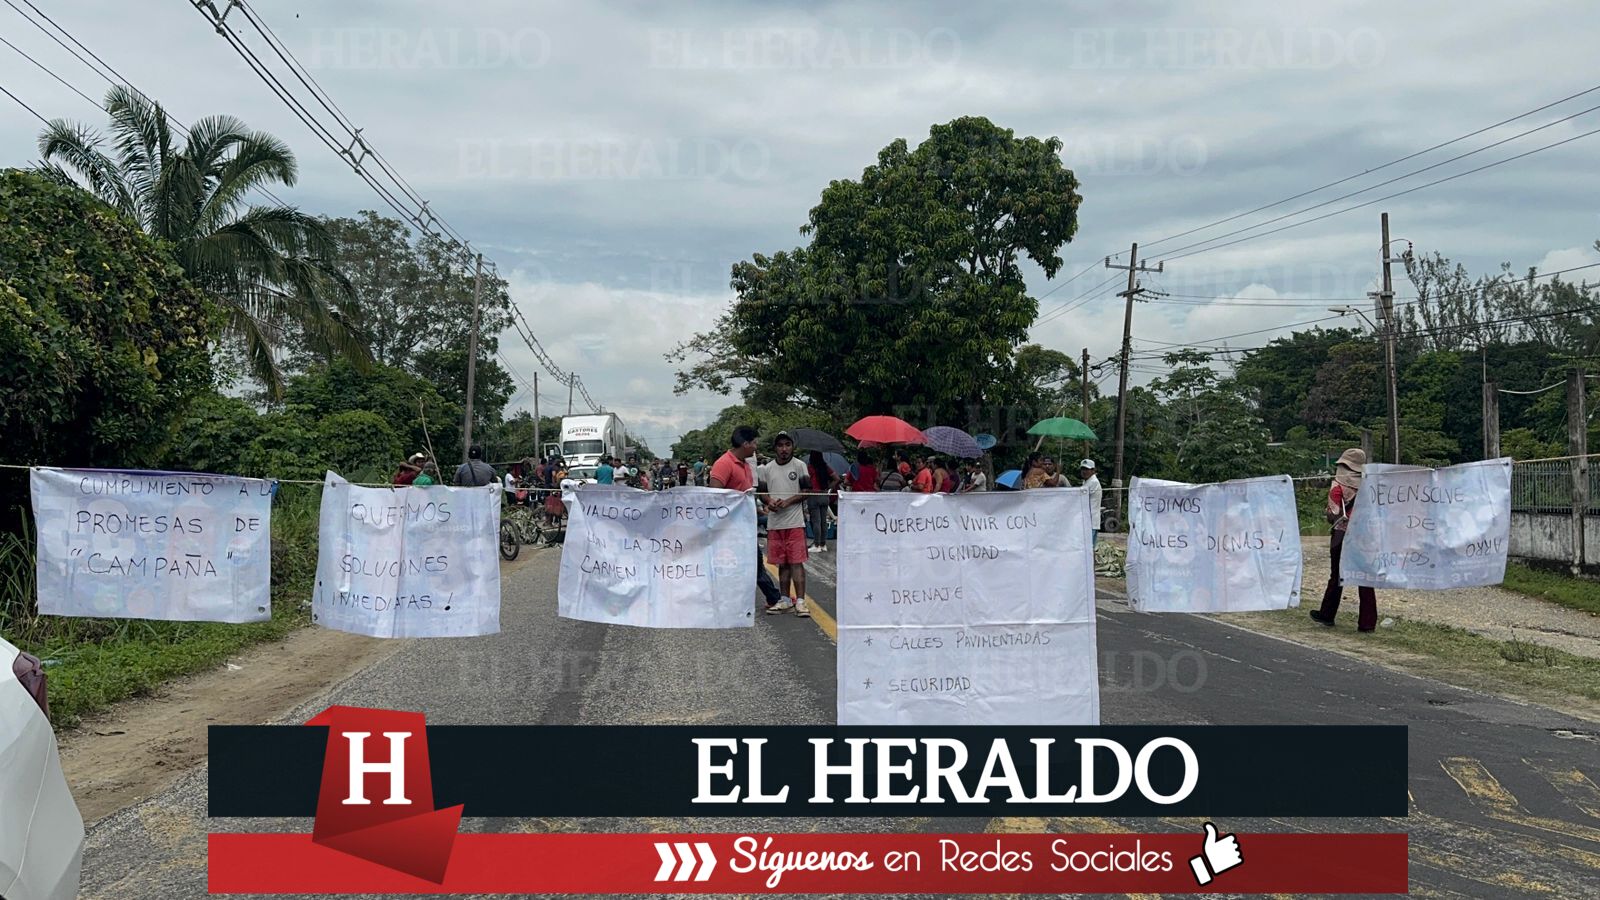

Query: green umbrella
<box><xmin>1027</xmin><ymin>417</ymin><xmax>1097</xmax><ymax>440</ymax></box>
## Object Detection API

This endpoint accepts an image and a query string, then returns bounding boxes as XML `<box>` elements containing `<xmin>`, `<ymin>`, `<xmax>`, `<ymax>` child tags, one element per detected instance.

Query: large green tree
<box><xmin>316</xmin><ymin>211</ymin><xmax>514</xmax><ymax>370</ymax></box>
<box><xmin>0</xmin><ymin>169</ymin><xmax>218</xmax><ymax>509</ymax></box>
<box><xmin>36</xmin><ymin>86</ymin><xmax>368</xmax><ymax>397</ymax></box>
<box><xmin>670</xmin><ymin>116</ymin><xmax>1082</xmax><ymax>423</ymax></box>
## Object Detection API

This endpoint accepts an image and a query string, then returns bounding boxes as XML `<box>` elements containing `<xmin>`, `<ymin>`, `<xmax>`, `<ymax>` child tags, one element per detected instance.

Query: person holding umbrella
<box><xmin>1311</xmin><ymin>449</ymin><xmax>1378</xmax><ymax>632</ymax></box>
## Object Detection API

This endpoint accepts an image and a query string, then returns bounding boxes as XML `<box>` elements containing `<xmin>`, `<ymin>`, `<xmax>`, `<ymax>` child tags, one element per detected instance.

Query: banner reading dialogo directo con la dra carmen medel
<box><xmin>30</xmin><ymin>466</ymin><xmax>274</xmax><ymax>623</ymax></box>
<box><xmin>311</xmin><ymin>471</ymin><xmax>501</xmax><ymax>637</ymax></box>
<box><xmin>558</xmin><ymin>484</ymin><xmax>756</xmax><ymax>628</ymax></box>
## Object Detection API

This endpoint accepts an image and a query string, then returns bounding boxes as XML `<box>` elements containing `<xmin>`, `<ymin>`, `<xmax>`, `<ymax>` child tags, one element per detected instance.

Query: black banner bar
<box><xmin>208</xmin><ymin>725</ymin><xmax>1406</xmax><ymax>818</ymax></box>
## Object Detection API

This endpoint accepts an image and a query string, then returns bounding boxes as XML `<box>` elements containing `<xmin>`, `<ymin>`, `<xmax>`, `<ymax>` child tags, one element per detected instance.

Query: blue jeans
<box><xmin>757</xmin><ymin>541</ymin><xmax>781</xmax><ymax>605</ymax></box>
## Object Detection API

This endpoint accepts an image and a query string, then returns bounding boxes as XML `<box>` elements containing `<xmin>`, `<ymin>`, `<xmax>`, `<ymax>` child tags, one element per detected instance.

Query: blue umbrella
<box><xmin>974</xmin><ymin>433</ymin><xmax>997</xmax><ymax>451</ymax></box>
<box><xmin>995</xmin><ymin>469</ymin><xmax>1022</xmax><ymax>489</ymax></box>
<box><xmin>822</xmin><ymin>451</ymin><xmax>849</xmax><ymax>476</ymax></box>
<box><xmin>922</xmin><ymin>425</ymin><xmax>982</xmax><ymax>459</ymax></box>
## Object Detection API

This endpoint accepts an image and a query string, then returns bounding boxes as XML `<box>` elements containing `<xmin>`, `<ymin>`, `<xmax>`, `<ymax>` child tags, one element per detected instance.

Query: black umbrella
<box><xmin>787</xmin><ymin>427</ymin><xmax>846</xmax><ymax>453</ymax></box>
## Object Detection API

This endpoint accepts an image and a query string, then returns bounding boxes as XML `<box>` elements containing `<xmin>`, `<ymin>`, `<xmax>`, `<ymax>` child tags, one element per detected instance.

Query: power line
<box><xmin>0</xmin><ymin>79</ymin><xmax>46</xmax><ymax>123</ymax></box>
<box><xmin>1162</xmin><ymin>123</ymin><xmax>1600</xmax><ymax>264</ymax></box>
<box><xmin>1140</xmin><ymin>81</ymin><xmax>1600</xmax><ymax>253</ymax></box>
<box><xmin>1154</xmin><ymin>100</ymin><xmax>1600</xmax><ymax>263</ymax></box>
<box><xmin>188</xmin><ymin>0</ymin><xmax>603</xmax><ymax>414</ymax></box>
<box><xmin>1</xmin><ymin>0</ymin><xmax>292</xmax><ymax>209</ymax></box>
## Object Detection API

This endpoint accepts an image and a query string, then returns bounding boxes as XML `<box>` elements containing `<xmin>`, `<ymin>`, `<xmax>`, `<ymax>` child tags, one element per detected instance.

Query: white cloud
<box><xmin>3</xmin><ymin>0</ymin><xmax>1598</xmax><ymax>447</ymax></box>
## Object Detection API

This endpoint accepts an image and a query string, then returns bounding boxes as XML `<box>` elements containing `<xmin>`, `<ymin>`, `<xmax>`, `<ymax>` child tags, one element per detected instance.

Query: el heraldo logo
<box><xmin>305</xmin><ymin>706</ymin><xmax>463</xmax><ymax>882</ymax></box>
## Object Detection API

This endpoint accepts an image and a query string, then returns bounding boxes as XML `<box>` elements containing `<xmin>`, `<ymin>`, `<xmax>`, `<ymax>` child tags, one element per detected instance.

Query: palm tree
<box><xmin>36</xmin><ymin>85</ymin><xmax>369</xmax><ymax>398</ymax></box>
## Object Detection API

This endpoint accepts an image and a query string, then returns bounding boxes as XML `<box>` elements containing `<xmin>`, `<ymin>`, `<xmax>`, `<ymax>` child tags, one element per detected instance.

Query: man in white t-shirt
<box><xmin>758</xmin><ymin>432</ymin><xmax>812</xmax><ymax>617</ymax></box>
<box><xmin>1079</xmin><ymin>459</ymin><xmax>1103</xmax><ymax>544</ymax></box>
<box><xmin>965</xmin><ymin>466</ymin><xmax>987</xmax><ymax>492</ymax></box>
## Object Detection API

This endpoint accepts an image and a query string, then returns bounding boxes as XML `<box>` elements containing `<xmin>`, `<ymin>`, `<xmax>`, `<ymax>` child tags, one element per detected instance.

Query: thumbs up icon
<box><xmin>1188</xmin><ymin>822</ymin><xmax>1243</xmax><ymax>886</ymax></box>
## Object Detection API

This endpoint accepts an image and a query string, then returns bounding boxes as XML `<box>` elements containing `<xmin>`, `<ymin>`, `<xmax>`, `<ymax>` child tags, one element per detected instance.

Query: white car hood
<box><xmin>0</xmin><ymin>638</ymin><xmax>84</xmax><ymax>900</ymax></box>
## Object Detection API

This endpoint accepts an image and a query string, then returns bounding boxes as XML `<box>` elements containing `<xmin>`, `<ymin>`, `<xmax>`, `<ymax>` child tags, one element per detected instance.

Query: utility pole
<box><xmin>533</xmin><ymin>371</ymin><xmax>541</xmax><ymax>458</ymax></box>
<box><xmin>567</xmin><ymin>378</ymin><xmax>574</xmax><ymax>415</ymax></box>
<box><xmin>461</xmin><ymin>253</ymin><xmax>483</xmax><ymax>464</ymax></box>
<box><xmin>1379</xmin><ymin>213</ymin><xmax>1401</xmax><ymax>464</ymax></box>
<box><xmin>1569</xmin><ymin>368</ymin><xmax>1588</xmax><ymax>574</ymax></box>
<box><xmin>1106</xmin><ymin>243</ymin><xmax>1163</xmax><ymax>499</ymax></box>
<box><xmin>1080</xmin><ymin>347</ymin><xmax>1092</xmax><ymax>460</ymax></box>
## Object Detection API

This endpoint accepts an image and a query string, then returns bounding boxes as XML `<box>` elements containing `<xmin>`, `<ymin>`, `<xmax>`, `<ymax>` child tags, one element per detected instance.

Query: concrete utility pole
<box><xmin>567</xmin><ymin>378</ymin><xmax>574</xmax><ymax>416</ymax></box>
<box><xmin>1569</xmin><ymin>368</ymin><xmax>1588</xmax><ymax>574</ymax></box>
<box><xmin>461</xmin><ymin>253</ymin><xmax>483</xmax><ymax>464</ymax></box>
<box><xmin>1482</xmin><ymin>379</ymin><xmax>1500</xmax><ymax>459</ymax></box>
<box><xmin>1106</xmin><ymin>243</ymin><xmax>1163</xmax><ymax>499</ymax></box>
<box><xmin>533</xmin><ymin>371</ymin><xmax>541</xmax><ymax>458</ymax></box>
<box><xmin>1081</xmin><ymin>346</ymin><xmax>1092</xmax><ymax>459</ymax></box>
<box><xmin>1379</xmin><ymin>213</ymin><xmax>1401</xmax><ymax>464</ymax></box>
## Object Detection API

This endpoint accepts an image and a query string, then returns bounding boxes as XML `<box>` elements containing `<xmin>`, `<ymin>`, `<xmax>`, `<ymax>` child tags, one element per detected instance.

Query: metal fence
<box><xmin>1509</xmin><ymin>458</ymin><xmax>1600</xmax><ymax>513</ymax></box>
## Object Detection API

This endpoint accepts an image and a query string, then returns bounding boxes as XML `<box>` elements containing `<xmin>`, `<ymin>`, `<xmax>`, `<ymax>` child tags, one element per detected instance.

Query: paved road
<box><xmin>77</xmin><ymin>542</ymin><xmax>1600</xmax><ymax>898</ymax></box>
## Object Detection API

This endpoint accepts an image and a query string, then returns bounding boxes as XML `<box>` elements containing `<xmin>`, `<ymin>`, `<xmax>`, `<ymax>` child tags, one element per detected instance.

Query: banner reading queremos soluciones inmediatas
<box><xmin>558</xmin><ymin>484</ymin><xmax>756</xmax><ymax>628</ymax></box>
<box><xmin>1340</xmin><ymin>457</ymin><xmax>1513</xmax><ymax>589</ymax></box>
<box><xmin>311</xmin><ymin>472</ymin><xmax>501</xmax><ymax>637</ymax></box>
<box><xmin>30</xmin><ymin>467</ymin><xmax>274</xmax><ymax>623</ymax></box>
<box><xmin>837</xmin><ymin>489</ymin><xmax>1097</xmax><ymax>726</ymax></box>
<box><xmin>1126</xmin><ymin>475</ymin><xmax>1303</xmax><ymax>613</ymax></box>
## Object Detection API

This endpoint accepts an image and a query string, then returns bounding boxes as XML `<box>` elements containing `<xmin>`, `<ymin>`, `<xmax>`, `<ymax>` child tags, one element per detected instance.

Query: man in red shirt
<box><xmin>709</xmin><ymin>425</ymin><xmax>783</xmax><ymax>612</ymax></box>
<box><xmin>394</xmin><ymin>452</ymin><xmax>425</xmax><ymax>486</ymax></box>
<box><xmin>912</xmin><ymin>457</ymin><xmax>935</xmax><ymax>493</ymax></box>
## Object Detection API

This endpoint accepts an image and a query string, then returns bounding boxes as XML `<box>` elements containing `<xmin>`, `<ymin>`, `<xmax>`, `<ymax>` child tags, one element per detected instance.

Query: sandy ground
<box><xmin>53</xmin><ymin>625</ymin><xmax>402</xmax><ymax>825</ymax></box>
<box><xmin>1296</xmin><ymin>535</ymin><xmax>1600</xmax><ymax>659</ymax></box>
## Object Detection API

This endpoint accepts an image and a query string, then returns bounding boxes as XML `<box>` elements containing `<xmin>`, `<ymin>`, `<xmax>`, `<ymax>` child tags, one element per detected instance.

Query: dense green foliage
<box><xmin>670</xmin><ymin>117</ymin><xmax>1082</xmax><ymax>426</ymax></box>
<box><xmin>0</xmin><ymin>170</ymin><xmax>219</xmax><ymax>503</ymax></box>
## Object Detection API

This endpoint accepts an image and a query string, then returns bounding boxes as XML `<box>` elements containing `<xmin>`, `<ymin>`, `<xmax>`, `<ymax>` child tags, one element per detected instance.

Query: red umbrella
<box><xmin>846</xmin><ymin>415</ymin><xmax>927</xmax><ymax>445</ymax></box>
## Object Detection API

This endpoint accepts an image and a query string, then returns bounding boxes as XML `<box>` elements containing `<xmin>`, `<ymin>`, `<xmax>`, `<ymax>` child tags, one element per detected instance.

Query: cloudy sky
<box><xmin>4</xmin><ymin>1</ymin><xmax>1598</xmax><ymax>454</ymax></box>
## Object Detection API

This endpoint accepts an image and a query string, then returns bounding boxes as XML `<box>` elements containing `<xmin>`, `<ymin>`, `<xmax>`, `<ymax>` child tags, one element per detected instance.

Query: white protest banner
<box><xmin>1127</xmin><ymin>475</ymin><xmax>1303</xmax><ymax>613</ymax></box>
<box><xmin>311</xmin><ymin>472</ymin><xmax>500</xmax><ymax>637</ymax></box>
<box><xmin>558</xmin><ymin>485</ymin><xmax>755</xmax><ymax>628</ymax></box>
<box><xmin>30</xmin><ymin>467</ymin><xmax>273</xmax><ymax>623</ymax></box>
<box><xmin>1340</xmin><ymin>458</ymin><xmax>1512</xmax><ymax>590</ymax></box>
<box><xmin>837</xmin><ymin>490</ymin><xmax>1098</xmax><ymax>726</ymax></box>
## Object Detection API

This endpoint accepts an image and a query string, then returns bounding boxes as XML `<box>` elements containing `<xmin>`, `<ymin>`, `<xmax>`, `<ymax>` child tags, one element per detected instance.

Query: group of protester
<box><xmin>391</xmin><ymin>446</ymin><xmax>498</xmax><ymax>488</ymax></box>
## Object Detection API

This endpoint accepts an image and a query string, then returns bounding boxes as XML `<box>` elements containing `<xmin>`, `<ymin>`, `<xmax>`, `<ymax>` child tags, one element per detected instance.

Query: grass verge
<box><xmin>1499</xmin><ymin>561</ymin><xmax>1600</xmax><ymax>617</ymax></box>
<box><xmin>1229</xmin><ymin>602</ymin><xmax>1600</xmax><ymax>720</ymax></box>
<box><xmin>35</xmin><ymin>608</ymin><xmax>306</xmax><ymax>728</ymax></box>
<box><xmin>4</xmin><ymin>483</ymin><xmax>322</xmax><ymax>730</ymax></box>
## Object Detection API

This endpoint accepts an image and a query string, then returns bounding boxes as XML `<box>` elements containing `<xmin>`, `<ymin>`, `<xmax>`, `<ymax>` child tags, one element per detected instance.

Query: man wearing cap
<box><xmin>758</xmin><ymin>432</ymin><xmax>812</xmax><ymax>617</ymax></box>
<box><xmin>394</xmin><ymin>452</ymin><xmax>427</xmax><ymax>486</ymax></box>
<box><xmin>1311</xmin><ymin>448</ymin><xmax>1378</xmax><ymax>632</ymax></box>
<box><xmin>1079</xmin><ymin>460</ymin><xmax>1102</xmax><ymax>544</ymax></box>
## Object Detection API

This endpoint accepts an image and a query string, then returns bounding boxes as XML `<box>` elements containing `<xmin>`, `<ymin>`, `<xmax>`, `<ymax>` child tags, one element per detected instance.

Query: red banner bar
<box><xmin>209</xmin><ymin>832</ymin><xmax>1407</xmax><ymax>894</ymax></box>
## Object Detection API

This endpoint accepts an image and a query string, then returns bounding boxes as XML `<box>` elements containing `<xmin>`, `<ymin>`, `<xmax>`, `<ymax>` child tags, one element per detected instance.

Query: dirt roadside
<box><xmin>54</xmin><ymin>624</ymin><xmax>402</xmax><ymax>825</ymax></box>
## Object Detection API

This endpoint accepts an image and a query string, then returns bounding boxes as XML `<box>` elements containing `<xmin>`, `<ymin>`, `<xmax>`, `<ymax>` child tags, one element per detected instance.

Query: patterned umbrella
<box><xmin>921</xmin><ymin>426</ymin><xmax>982</xmax><ymax>459</ymax></box>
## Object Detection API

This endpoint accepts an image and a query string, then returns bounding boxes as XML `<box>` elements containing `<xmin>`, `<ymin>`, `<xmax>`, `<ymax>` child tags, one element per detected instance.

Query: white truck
<box><xmin>559</xmin><ymin>413</ymin><xmax>629</xmax><ymax>477</ymax></box>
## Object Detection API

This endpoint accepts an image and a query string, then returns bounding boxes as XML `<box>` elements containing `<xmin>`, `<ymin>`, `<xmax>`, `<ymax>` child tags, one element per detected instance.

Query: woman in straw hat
<box><xmin>1310</xmin><ymin>448</ymin><xmax>1378</xmax><ymax>632</ymax></box>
